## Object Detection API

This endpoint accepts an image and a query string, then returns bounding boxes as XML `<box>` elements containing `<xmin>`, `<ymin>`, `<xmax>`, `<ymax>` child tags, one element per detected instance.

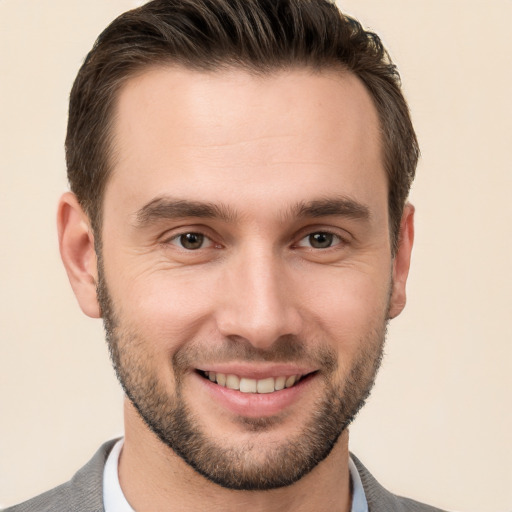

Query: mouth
<box><xmin>197</xmin><ymin>370</ymin><xmax>315</xmax><ymax>394</ymax></box>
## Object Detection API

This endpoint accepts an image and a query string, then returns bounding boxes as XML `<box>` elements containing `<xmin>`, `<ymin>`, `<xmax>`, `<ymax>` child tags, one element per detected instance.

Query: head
<box><xmin>66</xmin><ymin>0</ymin><xmax>418</xmax><ymax>252</ymax></box>
<box><xmin>59</xmin><ymin>0</ymin><xmax>417</xmax><ymax>492</ymax></box>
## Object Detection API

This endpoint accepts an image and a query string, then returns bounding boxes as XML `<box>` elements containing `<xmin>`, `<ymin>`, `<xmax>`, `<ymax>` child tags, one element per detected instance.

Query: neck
<box><xmin>119</xmin><ymin>400</ymin><xmax>352</xmax><ymax>512</ymax></box>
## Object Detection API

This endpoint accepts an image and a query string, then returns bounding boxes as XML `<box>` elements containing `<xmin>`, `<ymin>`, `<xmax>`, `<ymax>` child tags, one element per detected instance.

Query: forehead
<box><xmin>106</xmin><ymin>65</ymin><xmax>385</xmax><ymax>220</ymax></box>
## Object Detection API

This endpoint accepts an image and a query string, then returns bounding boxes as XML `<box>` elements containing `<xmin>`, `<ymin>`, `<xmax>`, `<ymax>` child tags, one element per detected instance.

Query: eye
<box><xmin>169</xmin><ymin>232</ymin><xmax>212</xmax><ymax>250</ymax></box>
<box><xmin>297</xmin><ymin>232</ymin><xmax>342</xmax><ymax>249</ymax></box>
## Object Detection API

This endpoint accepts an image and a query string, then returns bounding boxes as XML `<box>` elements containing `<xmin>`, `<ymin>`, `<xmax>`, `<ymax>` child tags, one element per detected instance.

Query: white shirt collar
<box><xmin>103</xmin><ymin>438</ymin><xmax>368</xmax><ymax>512</ymax></box>
<box><xmin>103</xmin><ymin>439</ymin><xmax>134</xmax><ymax>512</ymax></box>
<box><xmin>349</xmin><ymin>455</ymin><xmax>369</xmax><ymax>512</ymax></box>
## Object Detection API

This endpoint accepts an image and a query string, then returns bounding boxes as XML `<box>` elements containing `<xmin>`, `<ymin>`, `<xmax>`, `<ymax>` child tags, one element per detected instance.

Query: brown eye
<box><xmin>309</xmin><ymin>232</ymin><xmax>334</xmax><ymax>248</ymax></box>
<box><xmin>176</xmin><ymin>233</ymin><xmax>205</xmax><ymax>250</ymax></box>
<box><xmin>297</xmin><ymin>232</ymin><xmax>341</xmax><ymax>249</ymax></box>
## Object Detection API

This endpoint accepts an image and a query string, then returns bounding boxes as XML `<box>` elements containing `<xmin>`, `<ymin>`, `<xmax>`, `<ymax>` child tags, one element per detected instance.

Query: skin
<box><xmin>58</xmin><ymin>67</ymin><xmax>414</xmax><ymax>511</ymax></box>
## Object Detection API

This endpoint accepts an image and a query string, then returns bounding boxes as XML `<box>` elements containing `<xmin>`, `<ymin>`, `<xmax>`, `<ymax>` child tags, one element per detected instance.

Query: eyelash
<box><xmin>295</xmin><ymin>231</ymin><xmax>345</xmax><ymax>250</ymax></box>
<box><xmin>167</xmin><ymin>232</ymin><xmax>217</xmax><ymax>250</ymax></box>
<box><xmin>164</xmin><ymin>229</ymin><xmax>347</xmax><ymax>251</ymax></box>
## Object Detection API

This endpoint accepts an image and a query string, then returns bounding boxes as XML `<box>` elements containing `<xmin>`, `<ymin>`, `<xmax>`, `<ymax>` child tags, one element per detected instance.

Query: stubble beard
<box><xmin>97</xmin><ymin>263</ymin><xmax>388</xmax><ymax>491</ymax></box>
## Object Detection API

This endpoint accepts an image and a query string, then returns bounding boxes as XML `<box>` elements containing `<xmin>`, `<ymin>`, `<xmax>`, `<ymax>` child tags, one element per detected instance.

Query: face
<box><xmin>87</xmin><ymin>67</ymin><xmax>410</xmax><ymax>490</ymax></box>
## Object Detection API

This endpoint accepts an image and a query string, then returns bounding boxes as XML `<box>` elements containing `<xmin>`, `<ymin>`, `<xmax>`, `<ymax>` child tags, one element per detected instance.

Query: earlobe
<box><xmin>388</xmin><ymin>203</ymin><xmax>415</xmax><ymax>319</ymax></box>
<box><xmin>57</xmin><ymin>192</ymin><xmax>101</xmax><ymax>318</ymax></box>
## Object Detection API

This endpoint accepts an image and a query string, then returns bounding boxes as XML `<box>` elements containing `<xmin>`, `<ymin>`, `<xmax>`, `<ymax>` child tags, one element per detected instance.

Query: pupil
<box><xmin>310</xmin><ymin>232</ymin><xmax>333</xmax><ymax>248</ymax></box>
<box><xmin>181</xmin><ymin>233</ymin><xmax>203</xmax><ymax>249</ymax></box>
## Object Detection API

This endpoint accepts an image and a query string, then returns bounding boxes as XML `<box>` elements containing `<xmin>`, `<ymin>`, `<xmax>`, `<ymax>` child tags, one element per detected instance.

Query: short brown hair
<box><xmin>66</xmin><ymin>0</ymin><xmax>419</xmax><ymax>251</ymax></box>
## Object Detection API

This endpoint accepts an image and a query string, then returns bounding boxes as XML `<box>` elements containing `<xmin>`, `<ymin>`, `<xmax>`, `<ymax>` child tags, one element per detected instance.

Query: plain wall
<box><xmin>1</xmin><ymin>1</ymin><xmax>511</xmax><ymax>510</ymax></box>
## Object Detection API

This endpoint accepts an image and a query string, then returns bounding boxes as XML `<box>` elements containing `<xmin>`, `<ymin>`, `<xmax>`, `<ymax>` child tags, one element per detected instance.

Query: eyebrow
<box><xmin>134</xmin><ymin>195</ymin><xmax>370</xmax><ymax>227</ymax></box>
<box><xmin>135</xmin><ymin>197</ymin><xmax>237</xmax><ymax>226</ymax></box>
<box><xmin>291</xmin><ymin>197</ymin><xmax>370</xmax><ymax>221</ymax></box>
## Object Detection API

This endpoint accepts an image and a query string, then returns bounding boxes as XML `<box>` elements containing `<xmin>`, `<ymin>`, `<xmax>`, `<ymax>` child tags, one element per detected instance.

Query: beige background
<box><xmin>1</xmin><ymin>0</ymin><xmax>511</xmax><ymax>510</ymax></box>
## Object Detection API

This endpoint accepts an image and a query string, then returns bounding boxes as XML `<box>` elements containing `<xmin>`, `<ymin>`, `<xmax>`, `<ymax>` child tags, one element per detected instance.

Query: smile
<box><xmin>199</xmin><ymin>370</ymin><xmax>307</xmax><ymax>394</ymax></box>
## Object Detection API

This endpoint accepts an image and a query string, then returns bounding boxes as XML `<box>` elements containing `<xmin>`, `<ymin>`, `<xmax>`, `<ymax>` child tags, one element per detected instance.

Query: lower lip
<box><xmin>195</xmin><ymin>372</ymin><xmax>316</xmax><ymax>418</ymax></box>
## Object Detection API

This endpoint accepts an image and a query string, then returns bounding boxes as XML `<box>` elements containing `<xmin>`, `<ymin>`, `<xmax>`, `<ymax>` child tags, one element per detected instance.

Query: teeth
<box><xmin>205</xmin><ymin>372</ymin><xmax>304</xmax><ymax>393</ymax></box>
<box><xmin>274</xmin><ymin>376</ymin><xmax>286</xmax><ymax>391</ymax></box>
<box><xmin>285</xmin><ymin>375</ymin><xmax>296</xmax><ymax>388</ymax></box>
<box><xmin>216</xmin><ymin>373</ymin><xmax>226</xmax><ymax>387</ymax></box>
<box><xmin>256</xmin><ymin>377</ymin><xmax>275</xmax><ymax>394</ymax></box>
<box><xmin>240</xmin><ymin>378</ymin><xmax>257</xmax><ymax>393</ymax></box>
<box><xmin>226</xmin><ymin>374</ymin><xmax>240</xmax><ymax>390</ymax></box>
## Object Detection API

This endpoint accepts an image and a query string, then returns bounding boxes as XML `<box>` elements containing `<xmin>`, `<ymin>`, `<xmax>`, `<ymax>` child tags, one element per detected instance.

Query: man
<box><xmin>4</xmin><ymin>0</ymin><xmax>446</xmax><ymax>510</ymax></box>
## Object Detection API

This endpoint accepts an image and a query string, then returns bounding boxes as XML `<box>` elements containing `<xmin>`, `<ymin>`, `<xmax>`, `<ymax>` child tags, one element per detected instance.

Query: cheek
<box><xmin>296</xmin><ymin>265</ymin><xmax>391</xmax><ymax>349</ymax></box>
<box><xmin>113</xmin><ymin>266</ymin><xmax>221</xmax><ymax>351</ymax></box>
<box><xmin>106</xmin><ymin>249</ymin><xmax>391</xmax><ymax>363</ymax></box>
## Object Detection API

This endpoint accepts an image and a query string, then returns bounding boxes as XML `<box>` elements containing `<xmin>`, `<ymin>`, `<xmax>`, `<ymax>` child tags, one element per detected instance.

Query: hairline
<box><xmin>90</xmin><ymin>60</ymin><xmax>395</xmax><ymax>254</ymax></box>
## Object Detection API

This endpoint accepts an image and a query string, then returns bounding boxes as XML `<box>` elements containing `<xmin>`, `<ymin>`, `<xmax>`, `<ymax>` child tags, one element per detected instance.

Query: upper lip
<box><xmin>195</xmin><ymin>364</ymin><xmax>317</xmax><ymax>380</ymax></box>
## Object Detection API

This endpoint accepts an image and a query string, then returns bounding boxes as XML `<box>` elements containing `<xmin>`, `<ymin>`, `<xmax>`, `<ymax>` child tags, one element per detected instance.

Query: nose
<box><xmin>215</xmin><ymin>245</ymin><xmax>303</xmax><ymax>350</ymax></box>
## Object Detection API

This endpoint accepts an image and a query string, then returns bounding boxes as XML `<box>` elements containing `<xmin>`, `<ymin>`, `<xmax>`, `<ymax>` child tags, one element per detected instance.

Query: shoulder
<box><xmin>350</xmin><ymin>453</ymin><xmax>450</xmax><ymax>512</ymax></box>
<box><xmin>2</xmin><ymin>481</ymin><xmax>73</xmax><ymax>512</ymax></box>
<box><xmin>3</xmin><ymin>439</ymin><xmax>118</xmax><ymax>512</ymax></box>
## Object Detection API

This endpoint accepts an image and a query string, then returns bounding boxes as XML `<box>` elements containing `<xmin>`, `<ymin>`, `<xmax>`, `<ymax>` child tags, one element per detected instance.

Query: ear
<box><xmin>57</xmin><ymin>192</ymin><xmax>101</xmax><ymax>318</ymax></box>
<box><xmin>388</xmin><ymin>203</ymin><xmax>415</xmax><ymax>319</ymax></box>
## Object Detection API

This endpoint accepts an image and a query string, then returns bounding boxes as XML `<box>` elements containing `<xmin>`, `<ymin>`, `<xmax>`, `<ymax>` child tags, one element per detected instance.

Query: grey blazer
<box><xmin>4</xmin><ymin>440</ymin><xmax>448</xmax><ymax>512</ymax></box>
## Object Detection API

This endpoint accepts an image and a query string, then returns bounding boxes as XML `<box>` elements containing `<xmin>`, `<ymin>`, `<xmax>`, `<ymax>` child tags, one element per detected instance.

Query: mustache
<box><xmin>172</xmin><ymin>334</ymin><xmax>338</xmax><ymax>373</ymax></box>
